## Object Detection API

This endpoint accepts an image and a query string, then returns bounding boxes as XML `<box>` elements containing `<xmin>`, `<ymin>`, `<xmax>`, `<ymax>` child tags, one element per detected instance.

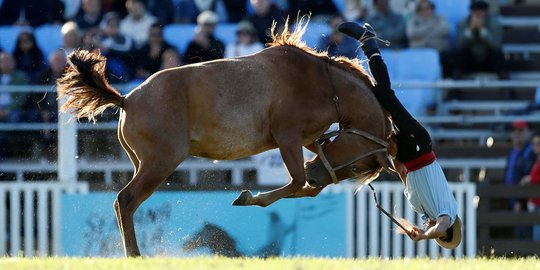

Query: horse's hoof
<box><xmin>232</xmin><ymin>190</ymin><xmax>253</xmax><ymax>206</ymax></box>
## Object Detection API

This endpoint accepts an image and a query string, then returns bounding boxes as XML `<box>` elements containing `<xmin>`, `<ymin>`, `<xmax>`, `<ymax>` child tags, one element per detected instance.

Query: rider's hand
<box><xmin>409</xmin><ymin>226</ymin><xmax>427</xmax><ymax>241</ymax></box>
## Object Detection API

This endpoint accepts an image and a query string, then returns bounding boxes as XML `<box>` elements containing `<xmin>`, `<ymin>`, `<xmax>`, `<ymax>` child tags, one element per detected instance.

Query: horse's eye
<box><xmin>352</xmin><ymin>166</ymin><xmax>360</xmax><ymax>173</ymax></box>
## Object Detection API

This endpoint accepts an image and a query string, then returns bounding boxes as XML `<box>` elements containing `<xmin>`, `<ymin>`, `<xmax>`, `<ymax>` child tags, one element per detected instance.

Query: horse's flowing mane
<box><xmin>268</xmin><ymin>16</ymin><xmax>374</xmax><ymax>86</ymax></box>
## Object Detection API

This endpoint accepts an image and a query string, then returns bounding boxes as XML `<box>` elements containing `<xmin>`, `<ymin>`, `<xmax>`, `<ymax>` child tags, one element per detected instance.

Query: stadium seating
<box><xmin>215</xmin><ymin>23</ymin><xmax>238</xmax><ymax>46</ymax></box>
<box><xmin>356</xmin><ymin>48</ymin><xmax>442</xmax><ymax>116</ymax></box>
<box><xmin>302</xmin><ymin>21</ymin><xmax>331</xmax><ymax>49</ymax></box>
<box><xmin>431</xmin><ymin>0</ymin><xmax>470</xmax><ymax>46</ymax></box>
<box><xmin>0</xmin><ymin>24</ymin><xmax>63</xmax><ymax>61</ymax></box>
<box><xmin>34</xmin><ymin>24</ymin><xmax>63</xmax><ymax>60</ymax></box>
<box><xmin>163</xmin><ymin>24</ymin><xmax>196</xmax><ymax>54</ymax></box>
<box><xmin>378</xmin><ymin>49</ymin><xmax>400</xmax><ymax>80</ymax></box>
<box><xmin>0</xmin><ymin>25</ymin><xmax>32</xmax><ymax>53</ymax></box>
<box><xmin>163</xmin><ymin>23</ymin><xmax>237</xmax><ymax>54</ymax></box>
<box><xmin>432</xmin><ymin>0</ymin><xmax>470</xmax><ymax>27</ymax></box>
<box><xmin>393</xmin><ymin>48</ymin><xmax>441</xmax><ymax>116</ymax></box>
<box><xmin>332</xmin><ymin>0</ymin><xmax>346</xmax><ymax>14</ymax></box>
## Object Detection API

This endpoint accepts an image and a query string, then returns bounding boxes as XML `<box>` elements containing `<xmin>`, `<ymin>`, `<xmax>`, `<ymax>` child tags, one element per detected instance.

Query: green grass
<box><xmin>1</xmin><ymin>257</ymin><xmax>540</xmax><ymax>270</ymax></box>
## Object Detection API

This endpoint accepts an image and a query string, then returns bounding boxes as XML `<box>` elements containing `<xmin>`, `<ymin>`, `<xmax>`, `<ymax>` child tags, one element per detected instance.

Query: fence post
<box><xmin>57</xmin><ymin>96</ymin><xmax>78</xmax><ymax>183</ymax></box>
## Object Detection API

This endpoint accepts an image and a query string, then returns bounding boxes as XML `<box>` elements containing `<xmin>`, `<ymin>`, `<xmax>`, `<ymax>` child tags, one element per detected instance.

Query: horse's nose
<box><xmin>307</xmin><ymin>178</ymin><xmax>324</xmax><ymax>188</ymax></box>
<box><xmin>307</xmin><ymin>179</ymin><xmax>317</xmax><ymax>186</ymax></box>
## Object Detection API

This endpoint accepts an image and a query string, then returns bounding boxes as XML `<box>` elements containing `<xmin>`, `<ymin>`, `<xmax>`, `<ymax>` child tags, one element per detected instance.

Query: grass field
<box><xmin>1</xmin><ymin>257</ymin><xmax>539</xmax><ymax>270</ymax></box>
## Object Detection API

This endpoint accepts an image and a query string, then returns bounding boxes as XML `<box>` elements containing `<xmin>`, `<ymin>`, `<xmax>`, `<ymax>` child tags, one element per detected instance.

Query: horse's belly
<box><xmin>189</xmin><ymin>125</ymin><xmax>273</xmax><ymax>160</ymax></box>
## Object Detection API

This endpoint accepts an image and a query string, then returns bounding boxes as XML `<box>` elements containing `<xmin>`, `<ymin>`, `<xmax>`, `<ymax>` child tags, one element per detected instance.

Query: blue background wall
<box><xmin>61</xmin><ymin>191</ymin><xmax>349</xmax><ymax>257</ymax></box>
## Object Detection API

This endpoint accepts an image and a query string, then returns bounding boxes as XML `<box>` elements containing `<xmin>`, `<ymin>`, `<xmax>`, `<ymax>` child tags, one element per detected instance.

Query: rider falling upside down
<box><xmin>337</xmin><ymin>22</ymin><xmax>461</xmax><ymax>248</ymax></box>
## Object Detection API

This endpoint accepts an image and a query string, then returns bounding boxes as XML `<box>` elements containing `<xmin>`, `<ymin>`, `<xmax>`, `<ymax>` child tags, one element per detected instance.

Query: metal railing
<box><xmin>0</xmin><ymin>81</ymin><xmax>531</xmax><ymax>184</ymax></box>
<box><xmin>0</xmin><ymin>182</ymin><xmax>88</xmax><ymax>257</ymax></box>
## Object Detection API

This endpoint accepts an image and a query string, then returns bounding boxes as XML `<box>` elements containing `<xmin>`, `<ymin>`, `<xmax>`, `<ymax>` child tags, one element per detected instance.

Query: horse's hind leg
<box><xmin>114</xmin><ymin>112</ymin><xmax>140</xmax><ymax>246</ymax></box>
<box><xmin>114</xmin><ymin>120</ymin><xmax>189</xmax><ymax>257</ymax></box>
<box><xmin>118</xmin><ymin>111</ymin><xmax>140</xmax><ymax>176</ymax></box>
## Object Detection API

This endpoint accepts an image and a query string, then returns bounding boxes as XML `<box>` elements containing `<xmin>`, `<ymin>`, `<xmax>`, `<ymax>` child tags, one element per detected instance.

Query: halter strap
<box><xmin>325</xmin><ymin>60</ymin><xmax>343</xmax><ymax>128</ymax></box>
<box><xmin>315</xmin><ymin>128</ymin><xmax>389</xmax><ymax>184</ymax></box>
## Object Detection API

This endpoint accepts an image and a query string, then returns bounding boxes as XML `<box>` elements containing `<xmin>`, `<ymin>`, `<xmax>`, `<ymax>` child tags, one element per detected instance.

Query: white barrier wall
<box><xmin>0</xmin><ymin>181</ymin><xmax>475</xmax><ymax>258</ymax></box>
<box><xmin>355</xmin><ymin>182</ymin><xmax>476</xmax><ymax>258</ymax></box>
<box><xmin>0</xmin><ymin>182</ymin><xmax>88</xmax><ymax>257</ymax></box>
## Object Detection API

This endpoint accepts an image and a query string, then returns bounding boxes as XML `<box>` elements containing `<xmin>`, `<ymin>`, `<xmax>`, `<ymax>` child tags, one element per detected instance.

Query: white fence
<box><xmin>355</xmin><ymin>182</ymin><xmax>476</xmax><ymax>259</ymax></box>
<box><xmin>0</xmin><ymin>181</ymin><xmax>475</xmax><ymax>258</ymax></box>
<box><xmin>0</xmin><ymin>182</ymin><xmax>88</xmax><ymax>257</ymax></box>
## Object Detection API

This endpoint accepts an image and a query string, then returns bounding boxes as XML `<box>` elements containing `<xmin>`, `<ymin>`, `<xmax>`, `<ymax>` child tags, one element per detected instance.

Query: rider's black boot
<box><xmin>337</xmin><ymin>22</ymin><xmax>381</xmax><ymax>58</ymax></box>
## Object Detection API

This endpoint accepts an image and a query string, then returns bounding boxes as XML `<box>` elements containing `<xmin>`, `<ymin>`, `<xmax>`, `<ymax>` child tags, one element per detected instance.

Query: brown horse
<box><xmin>56</xmin><ymin>18</ymin><xmax>395</xmax><ymax>257</ymax></box>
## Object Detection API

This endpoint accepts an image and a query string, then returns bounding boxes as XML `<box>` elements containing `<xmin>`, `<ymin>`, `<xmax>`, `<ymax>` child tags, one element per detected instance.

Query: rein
<box><xmin>315</xmin><ymin>60</ymin><xmax>389</xmax><ymax>184</ymax></box>
<box><xmin>367</xmin><ymin>184</ymin><xmax>413</xmax><ymax>237</ymax></box>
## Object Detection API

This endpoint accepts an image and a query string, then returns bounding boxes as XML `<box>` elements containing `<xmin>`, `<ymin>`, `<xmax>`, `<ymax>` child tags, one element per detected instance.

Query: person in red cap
<box><xmin>520</xmin><ymin>130</ymin><xmax>540</xmax><ymax>241</ymax></box>
<box><xmin>506</xmin><ymin>120</ymin><xmax>536</xmax><ymax>238</ymax></box>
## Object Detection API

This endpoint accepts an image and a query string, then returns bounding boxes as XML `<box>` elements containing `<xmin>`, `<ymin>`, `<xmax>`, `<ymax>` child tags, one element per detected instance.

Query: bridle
<box><xmin>316</xmin><ymin>60</ymin><xmax>389</xmax><ymax>184</ymax></box>
<box><xmin>314</xmin><ymin>128</ymin><xmax>388</xmax><ymax>184</ymax></box>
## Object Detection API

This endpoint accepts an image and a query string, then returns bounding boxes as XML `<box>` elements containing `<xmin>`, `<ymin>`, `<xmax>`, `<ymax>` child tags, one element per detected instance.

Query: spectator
<box><xmin>0</xmin><ymin>52</ymin><xmax>30</xmax><ymax>123</ymax></box>
<box><xmin>81</xmin><ymin>27</ymin><xmax>102</xmax><ymax>52</ymax></box>
<box><xmin>32</xmin><ymin>50</ymin><xmax>66</xmax><ymax>158</ymax></box>
<box><xmin>224</xmin><ymin>21</ymin><xmax>264</xmax><ymax>58</ymax></box>
<box><xmin>183</xmin><ymin>11</ymin><xmax>225</xmax><ymax>64</ymax></box>
<box><xmin>406</xmin><ymin>0</ymin><xmax>452</xmax><ymax>76</ymax></box>
<box><xmin>343</xmin><ymin>0</ymin><xmax>368</xmax><ymax>22</ymax></box>
<box><xmin>316</xmin><ymin>15</ymin><xmax>358</xmax><ymax>59</ymax></box>
<box><xmin>134</xmin><ymin>23</ymin><xmax>173</xmax><ymax>80</ymax></box>
<box><xmin>455</xmin><ymin>0</ymin><xmax>506</xmax><ymax>79</ymax></box>
<box><xmin>192</xmin><ymin>0</ymin><xmax>227</xmax><ymax>19</ymax></box>
<box><xmin>160</xmin><ymin>48</ymin><xmax>182</xmax><ymax>70</ymax></box>
<box><xmin>120</xmin><ymin>0</ymin><xmax>157</xmax><ymax>49</ymax></box>
<box><xmin>145</xmin><ymin>0</ymin><xmax>174</xmax><ymax>25</ymax></box>
<box><xmin>288</xmin><ymin>0</ymin><xmax>338</xmax><ymax>22</ymax></box>
<box><xmin>245</xmin><ymin>0</ymin><xmax>286</xmax><ymax>44</ymax></box>
<box><xmin>0</xmin><ymin>0</ymin><xmax>64</xmax><ymax>26</ymax></box>
<box><xmin>13</xmin><ymin>31</ymin><xmax>47</xmax><ymax>80</ymax></box>
<box><xmin>100</xmin><ymin>12</ymin><xmax>134</xmax><ymax>82</ymax></box>
<box><xmin>35</xmin><ymin>50</ymin><xmax>67</xmax><ymax>85</ymax></box>
<box><xmin>0</xmin><ymin>52</ymin><xmax>30</xmax><ymax>158</ymax></box>
<box><xmin>407</xmin><ymin>0</ymin><xmax>450</xmax><ymax>52</ymax></box>
<box><xmin>61</xmin><ymin>21</ymin><xmax>82</xmax><ymax>55</ymax></box>
<box><xmin>223</xmin><ymin>0</ymin><xmax>248</xmax><ymax>23</ymax></box>
<box><xmin>365</xmin><ymin>0</ymin><xmax>407</xmax><ymax>49</ymax></box>
<box><xmin>520</xmin><ymin>131</ymin><xmax>540</xmax><ymax>241</ymax></box>
<box><xmin>74</xmin><ymin>0</ymin><xmax>104</xmax><ymax>31</ymax></box>
<box><xmin>505</xmin><ymin>120</ymin><xmax>536</xmax><ymax>239</ymax></box>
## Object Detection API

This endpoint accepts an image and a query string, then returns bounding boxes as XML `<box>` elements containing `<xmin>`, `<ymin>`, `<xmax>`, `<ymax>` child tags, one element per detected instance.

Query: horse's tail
<box><xmin>57</xmin><ymin>49</ymin><xmax>124</xmax><ymax>122</ymax></box>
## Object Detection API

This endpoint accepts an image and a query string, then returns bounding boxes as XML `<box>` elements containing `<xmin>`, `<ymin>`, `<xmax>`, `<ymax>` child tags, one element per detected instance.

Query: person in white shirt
<box><xmin>224</xmin><ymin>20</ymin><xmax>264</xmax><ymax>58</ymax></box>
<box><xmin>120</xmin><ymin>0</ymin><xmax>157</xmax><ymax>49</ymax></box>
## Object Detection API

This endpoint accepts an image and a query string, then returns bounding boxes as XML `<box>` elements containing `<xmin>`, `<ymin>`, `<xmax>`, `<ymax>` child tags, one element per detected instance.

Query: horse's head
<box><xmin>304</xmin><ymin>129</ymin><xmax>396</xmax><ymax>188</ymax></box>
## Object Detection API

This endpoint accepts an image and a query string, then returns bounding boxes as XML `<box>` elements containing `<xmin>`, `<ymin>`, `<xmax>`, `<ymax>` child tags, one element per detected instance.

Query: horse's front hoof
<box><xmin>232</xmin><ymin>190</ymin><xmax>253</xmax><ymax>206</ymax></box>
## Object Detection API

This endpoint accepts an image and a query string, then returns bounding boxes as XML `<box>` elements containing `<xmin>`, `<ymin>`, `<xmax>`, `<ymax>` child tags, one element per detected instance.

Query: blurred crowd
<box><xmin>0</xmin><ymin>0</ymin><xmax>510</xmax><ymax>158</ymax></box>
<box><xmin>504</xmin><ymin>120</ymin><xmax>540</xmax><ymax>242</ymax></box>
<box><xmin>0</xmin><ymin>0</ymin><xmax>508</xmax><ymax>84</ymax></box>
